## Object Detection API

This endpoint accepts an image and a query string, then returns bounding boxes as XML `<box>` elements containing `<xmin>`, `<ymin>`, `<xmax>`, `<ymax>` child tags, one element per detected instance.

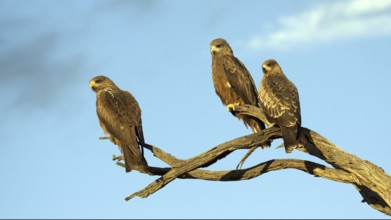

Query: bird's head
<box><xmin>210</xmin><ymin>38</ymin><xmax>233</xmax><ymax>56</ymax></box>
<box><xmin>262</xmin><ymin>59</ymin><xmax>280</xmax><ymax>75</ymax></box>
<box><xmin>90</xmin><ymin>75</ymin><xmax>116</xmax><ymax>92</ymax></box>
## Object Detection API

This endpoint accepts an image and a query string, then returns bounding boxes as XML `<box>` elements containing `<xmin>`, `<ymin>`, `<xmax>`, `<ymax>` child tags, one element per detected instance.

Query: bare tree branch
<box><xmin>118</xmin><ymin>104</ymin><xmax>391</xmax><ymax>216</ymax></box>
<box><xmin>117</xmin><ymin>157</ymin><xmax>355</xmax><ymax>183</ymax></box>
<box><xmin>125</xmin><ymin>127</ymin><xmax>280</xmax><ymax>201</ymax></box>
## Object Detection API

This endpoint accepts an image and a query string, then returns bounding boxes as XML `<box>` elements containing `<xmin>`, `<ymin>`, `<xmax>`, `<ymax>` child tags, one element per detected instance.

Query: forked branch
<box><xmin>119</xmin><ymin>104</ymin><xmax>391</xmax><ymax>216</ymax></box>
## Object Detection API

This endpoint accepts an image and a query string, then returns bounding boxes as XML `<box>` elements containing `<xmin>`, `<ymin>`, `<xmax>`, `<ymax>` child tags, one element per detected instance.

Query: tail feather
<box><xmin>121</xmin><ymin>127</ymin><xmax>148</xmax><ymax>173</ymax></box>
<box><xmin>122</xmin><ymin>144</ymin><xmax>148</xmax><ymax>173</ymax></box>
<box><xmin>243</xmin><ymin>115</ymin><xmax>270</xmax><ymax>147</ymax></box>
<box><xmin>242</xmin><ymin>115</ymin><xmax>266</xmax><ymax>133</ymax></box>
<box><xmin>136</xmin><ymin>125</ymin><xmax>146</xmax><ymax>165</ymax></box>
<box><xmin>280</xmin><ymin>125</ymin><xmax>301</xmax><ymax>153</ymax></box>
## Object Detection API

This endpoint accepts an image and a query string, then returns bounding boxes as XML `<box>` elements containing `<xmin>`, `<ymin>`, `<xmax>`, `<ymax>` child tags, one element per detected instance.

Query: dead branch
<box><xmin>118</xmin><ymin>104</ymin><xmax>391</xmax><ymax>216</ymax></box>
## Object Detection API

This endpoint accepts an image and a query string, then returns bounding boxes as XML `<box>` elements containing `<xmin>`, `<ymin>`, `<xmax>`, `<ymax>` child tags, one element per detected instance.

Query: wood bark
<box><xmin>116</xmin><ymin>104</ymin><xmax>391</xmax><ymax>216</ymax></box>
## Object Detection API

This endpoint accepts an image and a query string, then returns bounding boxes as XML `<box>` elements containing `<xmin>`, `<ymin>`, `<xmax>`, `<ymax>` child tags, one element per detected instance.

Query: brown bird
<box><xmin>210</xmin><ymin>38</ymin><xmax>267</xmax><ymax>169</ymax></box>
<box><xmin>90</xmin><ymin>75</ymin><xmax>148</xmax><ymax>173</ymax></box>
<box><xmin>258</xmin><ymin>59</ymin><xmax>302</xmax><ymax>153</ymax></box>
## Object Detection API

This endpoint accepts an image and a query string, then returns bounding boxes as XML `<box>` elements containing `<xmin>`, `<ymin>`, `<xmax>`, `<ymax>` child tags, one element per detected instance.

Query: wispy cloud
<box><xmin>0</xmin><ymin>2</ymin><xmax>87</xmax><ymax>113</ymax></box>
<box><xmin>248</xmin><ymin>0</ymin><xmax>391</xmax><ymax>50</ymax></box>
<box><xmin>0</xmin><ymin>0</ymin><xmax>160</xmax><ymax>114</ymax></box>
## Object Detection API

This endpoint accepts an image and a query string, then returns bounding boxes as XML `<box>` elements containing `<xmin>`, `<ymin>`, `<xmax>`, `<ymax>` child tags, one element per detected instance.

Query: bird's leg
<box><xmin>236</xmin><ymin>146</ymin><xmax>258</xmax><ymax>170</ymax></box>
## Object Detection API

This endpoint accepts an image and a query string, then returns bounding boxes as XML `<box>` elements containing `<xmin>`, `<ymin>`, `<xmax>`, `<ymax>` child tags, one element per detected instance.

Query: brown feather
<box><xmin>211</xmin><ymin>38</ymin><xmax>268</xmax><ymax>169</ymax></box>
<box><xmin>211</xmin><ymin>38</ymin><xmax>266</xmax><ymax>133</ymax></box>
<box><xmin>91</xmin><ymin>76</ymin><xmax>148</xmax><ymax>172</ymax></box>
<box><xmin>258</xmin><ymin>59</ymin><xmax>302</xmax><ymax>153</ymax></box>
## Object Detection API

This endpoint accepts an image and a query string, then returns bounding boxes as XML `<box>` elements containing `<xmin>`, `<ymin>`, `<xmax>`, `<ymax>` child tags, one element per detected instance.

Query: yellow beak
<box><xmin>210</xmin><ymin>45</ymin><xmax>217</xmax><ymax>53</ymax></box>
<box><xmin>90</xmin><ymin>80</ymin><xmax>96</xmax><ymax>88</ymax></box>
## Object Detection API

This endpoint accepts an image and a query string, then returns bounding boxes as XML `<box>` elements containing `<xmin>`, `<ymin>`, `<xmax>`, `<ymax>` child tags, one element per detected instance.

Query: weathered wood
<box><xmin>125</xmin><ymin>127</ymin><xmax>280</xmax><ymax>201</ymax></box>
<box><xmin>236</xmin><ymin>105</ymin><xmax>391</xmax><ymax>215</ymax></box>
<box><xmin>298</xmin><ymin>127</ymin><xmax>391</xmax><ymax>215</ymax></box>
<box><xmin>118</xmin><ymin>158</ymin><xmax>354</xmax><ymax>183</ymax></box>
<box><xmin>119</xmin><ymin>104</ymin><xmax>391</xmax><ymax>216</ymax></box>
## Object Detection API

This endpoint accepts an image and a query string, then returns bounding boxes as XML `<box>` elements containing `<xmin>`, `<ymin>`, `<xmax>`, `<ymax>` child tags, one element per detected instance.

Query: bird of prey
<box><xmin>210</xmin><ymin>38</ymin><xmax>267</xmax><ymax>168</ymax></box>
<box><xmin>258</xmin><ymin>59</ymin><xmax>302</xmax><ymax>153</ymax></box>
<box><xmin>90</xmin><ymin>75</ymin><xmax>148</xmax><ymax>173</ymax></box>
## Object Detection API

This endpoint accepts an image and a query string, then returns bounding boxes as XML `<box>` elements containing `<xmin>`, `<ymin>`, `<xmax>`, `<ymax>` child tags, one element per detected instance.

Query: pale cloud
<box><xmin>248</xmin><ymin>0</ymin><xmax>391</xmax><ymax>50</ymax></box>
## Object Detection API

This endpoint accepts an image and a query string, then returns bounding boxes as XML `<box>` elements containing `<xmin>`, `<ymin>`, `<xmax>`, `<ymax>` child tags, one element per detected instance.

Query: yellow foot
<box><xmin>226</xmin><ymin>103</ymin><xmax>239</xmax><ymax>112</ymax></box>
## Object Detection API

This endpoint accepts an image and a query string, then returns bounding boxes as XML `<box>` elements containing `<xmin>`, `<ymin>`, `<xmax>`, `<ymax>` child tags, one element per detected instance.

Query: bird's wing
<box><xmin>123</xmin><ymin>91</ymin><xmax>145</xmax><ymax>147</ymax></box>
<box><xmin>97</xmin><ymin>90</ymin><xmax>143</xmax><ymax>161</ymax></box>
<box><xmin>260</xmin><ymin>75</ymin><xmax>300</xmax><ymax>127</ymax></box>
<box><xmin>222</xmin><ymin>55</ymin><xmax>259</xmax><ymax>106</ymax></box>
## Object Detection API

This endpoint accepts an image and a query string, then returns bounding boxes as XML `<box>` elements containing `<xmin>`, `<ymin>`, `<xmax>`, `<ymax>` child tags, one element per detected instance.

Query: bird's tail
<box><xmin>122</xmin><ymin>128</ymin><xmax>148</xmax><ymax>173</ymax></box>
<box><xmin>242</xmin><ymin>115</ymin><xmax>265</xmax><ymax>133</ymax></box>
<box><xmin>280</xmin><ymin>125</ymin><xmax>301</xmax><ymax>153</ymax></box>
<box><xmin>243</xmin><ymin>115</ymin><xmax>270</xmax><ymax>147</ymax></box>
<box><xmin>122</xmin><ymin>144</ymin><xmax>149</xmax><ymax>173</ymax></box>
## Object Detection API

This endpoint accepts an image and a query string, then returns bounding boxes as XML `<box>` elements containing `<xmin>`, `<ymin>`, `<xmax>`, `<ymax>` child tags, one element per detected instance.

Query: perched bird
<box><xmin>210</xmin><ymin>38</ymin><xmax>267</xmax><ymax>169</ymax></box>
<box><xmin>258</xmin><ymin>59</ymin><xmax>302</xmax><ymax>153</ymax></box>
<box><xmin>90</xmin><ymin>75</ymin><xmax>148</xmax><ymax>173</ymax></box>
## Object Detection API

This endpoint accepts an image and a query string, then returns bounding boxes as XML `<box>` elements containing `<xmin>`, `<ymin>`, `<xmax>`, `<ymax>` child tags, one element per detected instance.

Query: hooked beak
<box><xmin>210</xmin><ymin>45</ymin><xmax>217</xmax><ymax>54</ymax></box>
<box><xmin>90</xmin><ymin>80</ymin><xmax>96</xmax><ymax>90</ymax></box>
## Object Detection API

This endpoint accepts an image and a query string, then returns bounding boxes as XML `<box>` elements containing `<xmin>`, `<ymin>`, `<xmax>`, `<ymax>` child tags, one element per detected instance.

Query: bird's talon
<box><xmin>226</xmin><ymin>103</ymin><xmax>238</xmax><ymax>112</ymax></box>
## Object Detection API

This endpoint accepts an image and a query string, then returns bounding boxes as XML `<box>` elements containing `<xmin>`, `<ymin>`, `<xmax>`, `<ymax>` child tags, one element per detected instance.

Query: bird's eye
<box><xmin>216</xmin><ymin>45</ymin><xmax>221</xmax><ymax>48</ymax></box>
<box><xmin>95</xmin><ymin>79</ymin><xmax>102</xmax><ymax>83</ymax></box>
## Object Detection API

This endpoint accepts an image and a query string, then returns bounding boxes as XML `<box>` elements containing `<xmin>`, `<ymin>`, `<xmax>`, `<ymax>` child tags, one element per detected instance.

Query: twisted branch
<box><xmin>117</xmin><ymin>104</ymin><xmax>391</xmax><ymax>216</ymax></box>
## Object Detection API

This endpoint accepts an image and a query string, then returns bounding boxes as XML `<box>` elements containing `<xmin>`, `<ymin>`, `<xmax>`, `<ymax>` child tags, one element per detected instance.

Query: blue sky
<box><xmin>1</xmin><ymin>0</ymin><xmax>391</xmax><ymax>218</ymax></box>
